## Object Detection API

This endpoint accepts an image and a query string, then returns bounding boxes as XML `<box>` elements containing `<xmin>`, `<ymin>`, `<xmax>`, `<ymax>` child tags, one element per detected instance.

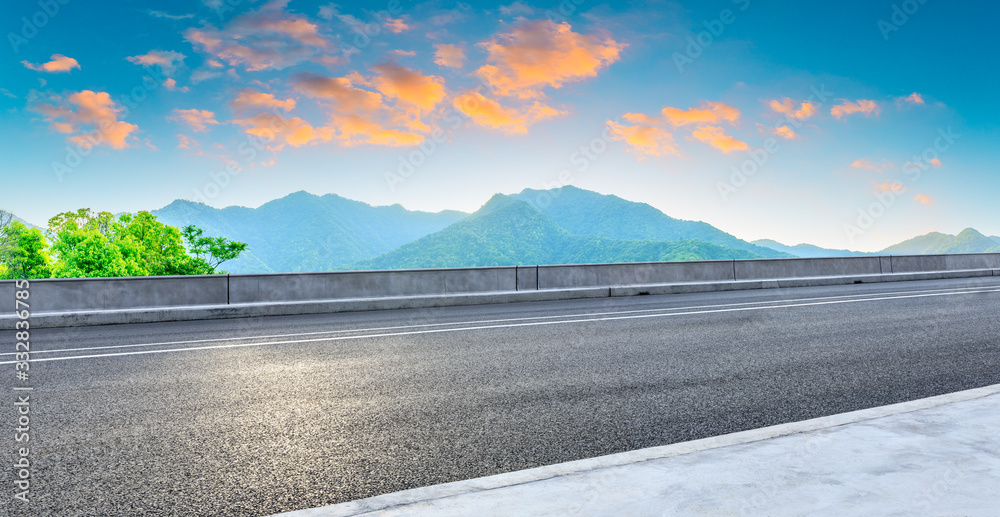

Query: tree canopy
<box><xmin>0</xmin><ymin>208</ymin><xmax>247</xmax><ymax>279</ymax></box>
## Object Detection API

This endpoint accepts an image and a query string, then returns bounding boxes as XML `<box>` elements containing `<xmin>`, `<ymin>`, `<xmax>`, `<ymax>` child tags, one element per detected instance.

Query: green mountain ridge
<box><xmin>880</xmin><ymin>228</ymin><xmax>1000</xmax><ymax>255</ymax></box>
<box><xmin>751</xmin><ymin>239</ymin><xmax>874</xmax><ymax>258</ymax></box>
<box><xmin>354</xmin><ymin>195</ymin><xmax>764</xmax><ymax>269</ymax></box>
<box><xmin>515</xmin><ymin>186</ymin><xmax>791</xmax><ymax>259</ymax></box>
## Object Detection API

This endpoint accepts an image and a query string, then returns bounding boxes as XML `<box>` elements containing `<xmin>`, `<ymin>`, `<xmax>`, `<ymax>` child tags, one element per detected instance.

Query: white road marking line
<box><xmin>4</xmin><ymin>286</ymin><xmax>998</xmax><ymax>365</ymax></box>
<box><xmin>7</xmin><ymin>283</ymin><xmax>993</xmax><ymax>357</ymax></box>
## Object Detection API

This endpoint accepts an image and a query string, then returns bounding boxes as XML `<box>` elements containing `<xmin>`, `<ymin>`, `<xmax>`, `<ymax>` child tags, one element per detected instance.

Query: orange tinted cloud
<box><xmin>850</xmin><ymin>158</ymin><xmax>895</xmax><ymax>172</ymax></box>
<box><xmin>434</xmin><ymin>43</ymin><xmax>466</xmax><ymax>68</ymax></box>
<box><xmin>184</xmin><ymin>4</ymin><xmax>334</xmax><ymax>71</ymax></box>
<box><xmin>873</xmin><ymin>181</ymin><xmax>905</xmax><ymax>193</ymax></box>
<box><xmin>170</xmin><ymin>109</ymin><xmax>218</xmax><ymax>132</ymax></box>
<box><xmin>290</xmin><ymin>72</ymin><xmax>428</xmax><ymax>147</ymax></box>
<box><xmin>930</xmin><ymin>158</ymin><xmax>942</xmax><ymax>167</ymax></box>
<box><xmin>232</xmin><ymin>89</ymin><xmax>296</xmax><ymax>113</ymax></box>
<box><xmin>605</xmin><ymin>121</ymin><xmax>677</xmax><ymax>158</ymax></box>
<box><xmin>234</xmin><ymin>113</ymin><xmax>331</xmax><ymax>150</ymax></box>
<box><xmin>126</xmin><ymin>50</ymin><xmax>185</xmax><ymax>75</ymax></box>
<box><xmin>831</xmin><ymin>99</ymin><xmax>880</xmax><ymax>119</ymax></box>
<box><xmin>292</xmin><ymin>72</ymin><xmax>384</xmax><ymax>112</ymax></box>
<box><xmin>21</xmin><ymin>54</ymin><xmax>80</xmax><ymax>72</ymax></box>
<box><xmin>767</xmin><ymin>98</ymin><xmax>817</xmax><ymax>119</ymax></box>
<box><xmin>453</xmin><ymin>91</ymin><xmax>563</xmax><ymax>133</ymax></box>
<box><xmin>661</xmin><ymin>101</ymin><xmax>740</xmax><ymax>126</ymax></box>
<box><xmin>691</xmin><ymin>125</ymin><xmax>748</xmax><ymax>153</ymax></box>
<box><xmin>903</xmin><ymin>92</ymin><xmax>924</xmax><ymax>105</ymax></box>
<box><xmin>475</xmin><ymin>20</ymin><xmax>625</xmax><ymax>98</ymax></box>
<box><xmin>33</xmin><ymin>90</ymin><xmax>138</xmax><ymax>149</ymax></box>
<box><xmin>914</xmin><ymin>194</ymin><xmax>933</xmax><ymax>205</ymax></box>
<box><xmin>370</xmin><ymin>63</ymin><xmax>446</xmax><ymax>110</ymax></box>
<box><xmin>385</xmin><ymin>18</ymin><xmax>409</xmax><ymax>33</ymax></box>
<box><xmin>773</xmin><ymin>125</ymin><xmax>797</xmax><ymax>139</ymax></box>
<box><xmin>176</xmin><ymin>134</ymin><xmax>197</xmax><ymax>150</ymax></box>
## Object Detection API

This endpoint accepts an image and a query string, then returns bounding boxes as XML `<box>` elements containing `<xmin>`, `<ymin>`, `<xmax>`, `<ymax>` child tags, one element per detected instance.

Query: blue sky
<box><xmin>1</xmin><ymin>0</ymin><xmax>997</xmax><ymax>251</ymax></box>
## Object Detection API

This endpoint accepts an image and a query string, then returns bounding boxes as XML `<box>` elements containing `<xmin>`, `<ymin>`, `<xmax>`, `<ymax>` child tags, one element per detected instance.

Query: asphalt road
<box><xmin>3</xmin><ymin>276</ymin><xmax>1000</xmax><ymax>516</ymax></box>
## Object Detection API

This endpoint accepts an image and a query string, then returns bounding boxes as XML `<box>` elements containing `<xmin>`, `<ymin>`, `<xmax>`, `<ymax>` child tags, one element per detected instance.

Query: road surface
<box><xmin>3</xmin><ymin>276</ymin><xmax>1000</xmax><ymax>516</ymax></box>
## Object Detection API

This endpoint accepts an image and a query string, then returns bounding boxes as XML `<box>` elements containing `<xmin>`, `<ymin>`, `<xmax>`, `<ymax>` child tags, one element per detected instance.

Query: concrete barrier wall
<box><xmin>230</xmin><ymin>267</ymin><xmax>518</xmax><ymax>304</ymax></box>
<box><xmin>889</xmin><ymin>253</ymin><xmax>1000</xmax><ymax>273</ymax></box>
<box><xmin>537</xmin><ymin>260</ymin><xmax>735</xmax><ymax>289</ymax></box>
<box><xmin>734</xmin><ymin>256</ymin><xmax>883</xmax><ymax>280</ymax></box>
<box><xmin>7</xmin><ymin>275</ymin><xmax>229</xmax><ymax>313</ymax></box>
<box><xmin>2</xmin><ymin>253</ymin><xmax>998</xmax><ymax>314</ymax></box>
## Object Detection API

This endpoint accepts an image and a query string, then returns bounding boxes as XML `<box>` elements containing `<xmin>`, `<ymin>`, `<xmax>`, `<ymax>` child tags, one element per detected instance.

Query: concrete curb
<box><xmin>271</xmin><ymin>383</ymin><xmax>1000</xmax><ymax>517</ymax></box>
<box><xmin>2</xmin><ymin>269</ymin><xmax>996</xmax><ymax>329</ymax></box>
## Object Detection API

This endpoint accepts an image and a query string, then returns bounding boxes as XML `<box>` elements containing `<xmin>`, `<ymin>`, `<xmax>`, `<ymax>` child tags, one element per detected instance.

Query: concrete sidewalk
<box><xmin>275</xmin><ymin>384</ymin><xmax>1000</xmax><ymax>516</ymax></box>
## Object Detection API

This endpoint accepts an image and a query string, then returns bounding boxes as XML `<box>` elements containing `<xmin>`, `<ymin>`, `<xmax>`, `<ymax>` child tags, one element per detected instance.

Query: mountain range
<box><xmin>6</xmin><ymin>187</ymin><xmax>1000</xmax><ymax>273</ymax></box>
<box><xmin>881</xmin><ymin>228</ymin><xmax>1000</xmax><ymax>255</ymax></box>
<box><xmin>152</xmin><ymin>191</ymin><xmax>466</xmax><ymax>273</ymax></box>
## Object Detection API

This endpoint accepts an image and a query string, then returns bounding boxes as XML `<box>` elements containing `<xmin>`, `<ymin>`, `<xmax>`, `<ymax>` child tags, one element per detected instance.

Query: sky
<box><xmin>1</xmin><ymin>0</ymin><xmax>998</xmax><ymax>252</ymax></box>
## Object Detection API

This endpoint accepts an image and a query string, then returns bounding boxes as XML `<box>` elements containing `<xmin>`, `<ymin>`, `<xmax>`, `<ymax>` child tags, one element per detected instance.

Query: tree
<box><xmin>1</xmin><ymin>222</ymin><xmax>53</xmax><ymax>279</ymax></box>
<box><xmin>45</xmin><ymin>209</ymin><xmax>247</xmax><ymax>277</ymax></box>
<box><xmin>181</xmin><ymin>225</ymin><xmax>248</xmax><ymax>273</ymax></box>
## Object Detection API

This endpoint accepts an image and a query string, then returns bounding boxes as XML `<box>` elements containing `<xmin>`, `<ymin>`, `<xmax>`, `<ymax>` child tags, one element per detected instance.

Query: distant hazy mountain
<box><xmin>881</xmin><ymin>228</ymin><xmax>1000</xmax><ymax>255</ymax></box>
<box><xmin>355</xmin><ymin>195</ymin><xmax>763</xmax><ymax>269</ymax></box>
<box><xmin>991</xmin><ymin>235</ymin><xmax>1000</xmax><ymax>245</ymax></box>
<box><xmin>514</xmin><ymin>186</ymin><xmax>791</xmax><ymax>259</ymax></box>
<box><xmin>751</xmin><ymin>239</ymin><xmax>874</xmax><ymax>258</ymax></box>
<box><xmin>152</xmin><ymin>191</ymin><xmax>467</xmax><ymax>273</ymax></box>
<box><xmin>0</xmin><ymin>211</ymin><xmax>41</xmax><ymax>230</ymax></box>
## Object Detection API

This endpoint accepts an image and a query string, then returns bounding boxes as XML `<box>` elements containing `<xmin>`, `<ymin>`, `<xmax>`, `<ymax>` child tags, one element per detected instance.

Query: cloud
<box><xmin>290</xmin><ymin>71</ymin><xmax>427</xmax><ymax>147</ymax></box>
<box><xmin>831</xmin><ymin>99</ymin><xmax>879</xmax><ymax>119</ymax></box>
<box><xmin>659</xmin><ymin>101</ymin><xmax>740</xmax><ymax>126</ymax></box>
<box><xmin>500</xmin><ymin>2</ymin><xmax>534</xmax><ymax>15</ymax></box>
<box><xmin>232</xmin><ymin>89</ymin><xmax>296</xmax><ymax>113</ymax></box>
<box><xmin>32</xmin><ymin>90</ymin><xmax>138</xmax><ymax>149</ymax></box>
<box><xmin>169</xmin><ymin>109</ymin><xmax>219</xmax><ymax>132</ymax></box>
<box><xmin>850</xmin><ymin>158</ymin><xmax>895</xmax><ymax>172</ymax></box>
<box><xmin>148</xmin><ymin>10</ymin><xmax>194</xmax><ymax>20</ymax></box>
<box><xmin>162</xmin><ymin>78</ymin><xmax>189</xmax><ymax>92</ymax></box>
<box><xmin>766</xmin><ymin>98</ymin><xmax>817</xmax><ymax>120</ymax></box>
<box><xmin>913</xmin><ymin>194</ymin><xmax>933</xmax><ymax>205</ymax></box>
<box><xmin>234</xmin><ymin>113</ymin><xmax>332</xmax><ymax>149</ymax></box>
<box><xmin>176</xmin><ymin>134</ymin><xmax>198</xmax><ymax>150</ymax></box>
<box><xmin>605</xmin><ymin>121</ymin><xmax>677</xmax><ymax>158</ymax></box>
<box><xmin>903</xmin><ymin>92</ymin><xmax>924</xmax><ymax>105</ymax></box>
<box><xmin>691</xmin><ymin>125</ymin><xmax>748</xmax><ymax>153</ymax></box>
<box><xmin>127</xmin><ymin>50</ymin><xmax>186</xmax><ymax>76</ymax></box>
<box><xmin>185</xmin><ymin>4</ymin><xmax>336</xmax><ymax>72</ymax></box>
<box><xmin>385</xmin><ymin>18</ymin><xmax>409</xmax><ymax>33</ymax></box>
<box><xmin>392</xmin><ymin>49</ymin><xmax>417</xmax><ymax>56</ymax></box>
<box><xmin>873</xmin><ymin>181</ymin><xmax>905</xmax><ymax>193</ymax></box>
<box><xmin>434</xmin><ymin>43</ymin><xmax>466</xmax><ymax>69</ymax></box>
<box><xmin>21</xmin><ymin>54</ymin><xmax>80</xmax><ymax>73</ymax></box>
<box><xmin>929</xmin><ymin>157</ymin><xmax>942</xmax><ymax>167</ymax></box>
<box><xmin>453</xmin><ymin>91</ymin><xmax>563</xmax><ymax>133</ymax></box>
<box><xmin>369</xmin><ymin>63</ymin><xmax>446</xmax><ymax>110</ymax></box>
<box><xmin>474</xmin><ymin>20</ymin><xmax>625</xmax><ymax>99</ymax></box>
<box><xmin>773</xmin><ymin>125</ymin><xmax>797</xmax><ymax>139</ymax></box>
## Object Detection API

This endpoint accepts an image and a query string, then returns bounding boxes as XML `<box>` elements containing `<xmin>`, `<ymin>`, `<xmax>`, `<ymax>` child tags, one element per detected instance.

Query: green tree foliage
<box><xmin>0</xmin><ymin>221</ymin><xmax>53</xmax><ymax>279</ymax></box>
<box><xmin>180</xmin><ymin>225</ymin><xmax>248</xmax><ymax>273</ymax></box>
<box><xmin>0</xmin><ymin>208</ymin><xmax>250</xmax><ymax>279</ymax></box>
